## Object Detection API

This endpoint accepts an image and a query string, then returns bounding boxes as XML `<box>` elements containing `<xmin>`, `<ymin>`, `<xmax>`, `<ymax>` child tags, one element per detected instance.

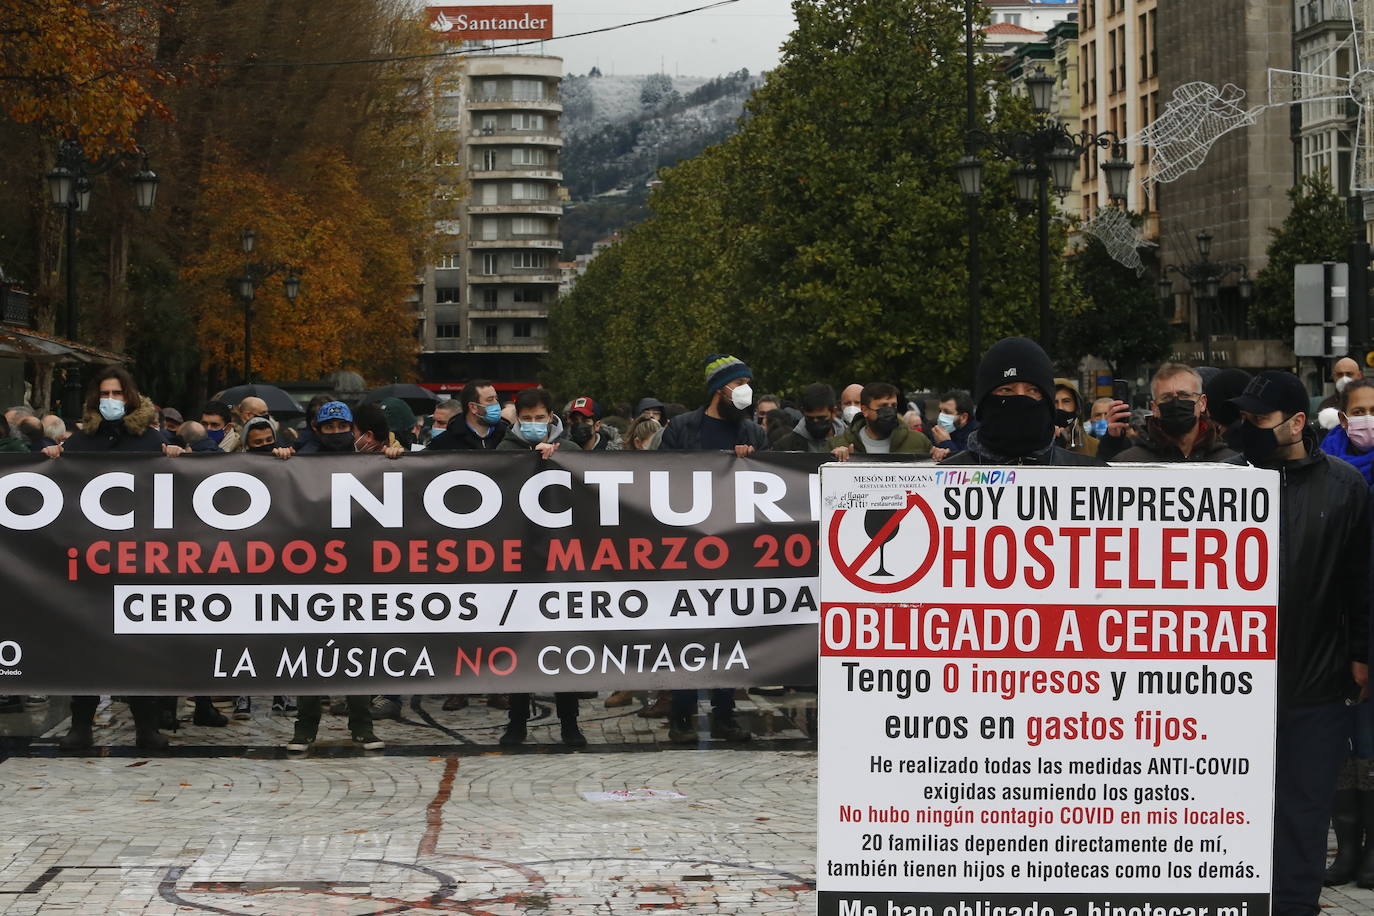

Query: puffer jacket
<box><xmin>61</xmin><ymin>397</ymin><xmax>165</xmax><ymax>453</ymax></box>
<box><xmin>1244</xmin><ymin>431</ymin><xmax>1371</xmax><ymax>706</ymax></box>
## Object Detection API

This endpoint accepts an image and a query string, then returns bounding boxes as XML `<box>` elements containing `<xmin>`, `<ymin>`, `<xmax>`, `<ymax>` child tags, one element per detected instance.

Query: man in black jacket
<box><xmin>660</xmin><ymin>354</ymin><xmax>767</xmax><ymax>455</ymax></box>
<box><xmin>943</xmin><ymin>337</ymin><xmax>1106</xmax><ymax>467</ymax></box>
<box><xmin>1231</xmin><ymin>370</ymin><xmax>1371</xmax><ymax>916</ymax></box>
<box><xmin>1113</xmin><ymin>363</ymin><xmax>1237</xmax><ymax>463</ymax></box>
<box><xmin>425</xmin><ymin>379</ymin><xmax>507</xmax><ymax>450</ymax></box>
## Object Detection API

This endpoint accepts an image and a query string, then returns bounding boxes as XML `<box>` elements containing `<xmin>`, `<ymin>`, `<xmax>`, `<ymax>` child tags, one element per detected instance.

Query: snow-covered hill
<box><xmin>559</xmin><ymin>69</ymin><xmax>763</xmax><ymax>201</ymax></box>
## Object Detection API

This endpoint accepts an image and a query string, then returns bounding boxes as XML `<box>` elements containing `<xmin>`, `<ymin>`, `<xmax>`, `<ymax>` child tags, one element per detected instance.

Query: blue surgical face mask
<box><xmin>1087</xmin><ymin>419</ymin><xmax>1110</xmax><ymax>438</ymax></box>
<box><xmin>481</xmin><ymin>403</ymin><xmax>502</xmax><ymax>425</ymax></box>
<box><xmin>937</xmin><ymin>413</ymin><xmax>957</xmax><ymax>432</ymax></box>
<box><xmin>98</xmin><ymin>398</ymin><xmax>125</xmax><ymax>421</ymax></box>
<box><xmin>206</xmin><ymin>428</ymin><xmax>227</xmax><ymax>444</ymax></box>
<box><xmin>519</xmin><ymin>421</ymin><xmax>548</xmax><ymax>443</ymax></box>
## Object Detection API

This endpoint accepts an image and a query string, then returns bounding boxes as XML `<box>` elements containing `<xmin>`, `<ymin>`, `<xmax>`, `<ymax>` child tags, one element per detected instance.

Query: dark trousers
<box><xmin>1274</xmin><ymin>701</ymin><xmax>1349</xmax><ymax>916</ymax></box>
<box><xmin>669</xmin><ymin>688</ymin><xmax>735</xmax><ymax>725</ymax></box>
<box><xmin>508</xmin><ymin>693</ymin><xmax>578</xmax><ymax>724</ymax></box>
<box><xmin>295</xmin><ymin>695</ymin><xmax>370</xmax><ymax>734</ymax></box>
<box><xmin>69</xmin><ymin>695</ymin><xmax>160</xmax><ymax>731</ymax></box>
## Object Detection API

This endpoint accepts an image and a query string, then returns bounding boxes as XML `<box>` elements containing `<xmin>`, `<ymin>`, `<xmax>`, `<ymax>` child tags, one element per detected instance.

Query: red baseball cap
<box><xmin>569</xmin><ymin>397</ymin><xmax>599</xmax><ymax>418</ymax></box>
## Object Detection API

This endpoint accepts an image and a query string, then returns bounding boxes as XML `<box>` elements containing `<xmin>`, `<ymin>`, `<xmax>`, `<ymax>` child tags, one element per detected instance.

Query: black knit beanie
<box><xmin>973</xmin><ymin>337</ymin><xmax>1056</xmax><ymax>414</ymax></box>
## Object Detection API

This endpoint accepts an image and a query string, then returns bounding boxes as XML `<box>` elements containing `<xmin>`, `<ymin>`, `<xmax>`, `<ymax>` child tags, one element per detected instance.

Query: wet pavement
<box><xmin>0</xmin><ymin>691</ymin><xmax>818</xmax><ymax>914</ymax></box>
<box><xmin>2</xmin><ymin>693</ymin><xmax>1373</xmax><ymax>914</ymax></box>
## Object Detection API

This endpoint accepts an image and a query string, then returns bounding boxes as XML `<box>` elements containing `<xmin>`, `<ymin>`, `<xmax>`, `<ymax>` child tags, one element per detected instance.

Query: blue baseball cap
<box><xmin>316</xmin><ymin>401</ymin><xmax>353</xmax><ymax>424</ymax></box>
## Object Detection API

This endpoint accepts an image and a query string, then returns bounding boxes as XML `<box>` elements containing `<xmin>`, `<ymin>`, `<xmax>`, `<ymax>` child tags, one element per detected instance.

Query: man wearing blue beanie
<box><xmin>660</xmin><ymin>354</ymin><xmax>768</xmax><ymax>454</ymax></box>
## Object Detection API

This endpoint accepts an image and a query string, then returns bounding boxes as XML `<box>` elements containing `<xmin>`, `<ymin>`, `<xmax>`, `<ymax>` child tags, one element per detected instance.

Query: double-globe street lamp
<box><xmin>231</xmin><ymin>227</ymin><xmax>302</xmax><ymax>383</ymax></box>
<box><xmin>953</xmin><ymin>61</ymin><xmax>1133</xmax><ymax>357</ymax></box>
<box><xmin>46</xmin><ymin>139</ymin><xmax>160</xmax><ymax>420</ymax></box>
<box><xmin>1157</xmin><ymin>231</ymin><xmax>1252</xmax><ymax>366</ymax></box>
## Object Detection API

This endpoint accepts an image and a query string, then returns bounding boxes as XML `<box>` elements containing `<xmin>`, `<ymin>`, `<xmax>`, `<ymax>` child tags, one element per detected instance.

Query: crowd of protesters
<box><xmin>4</xmin><ymin>336</ymin><xmax>1373</xmax><ymax>916</ymax></box>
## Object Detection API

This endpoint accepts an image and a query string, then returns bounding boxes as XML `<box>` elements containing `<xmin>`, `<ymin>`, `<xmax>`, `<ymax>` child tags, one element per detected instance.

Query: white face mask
<box><xmin>1337</xmin><ymin>376</ymin><xmax>1356</xmax><ymax>393</ymax></box>
<box><xmin>841</xmin><ymin>405</ymin><xmax>861</xmax><ymax>423</ymax></box>
<box><xmin>730</xmin><ymin>384</ymin><xmax>753</xmax><ymax>410</ymax></box>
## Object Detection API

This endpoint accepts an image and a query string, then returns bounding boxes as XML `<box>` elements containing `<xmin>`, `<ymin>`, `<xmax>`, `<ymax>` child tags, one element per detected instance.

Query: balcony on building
<box><xmin>1295</xmin><ymin>0</ymin><xmax>1353</xmax><ymax>33</ymax></box>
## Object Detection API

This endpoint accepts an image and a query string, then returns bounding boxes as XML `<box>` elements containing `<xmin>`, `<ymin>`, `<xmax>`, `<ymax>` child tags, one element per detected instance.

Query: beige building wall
<box><xmin>1078</xmin><ymin>0</ymin><xmax>1159</xmax><ymax>236</ymax></box>
<box><xmin>1154</xmin><ymin>0</ymin><xmax>1292</xmax><ymax>271</ymax></box>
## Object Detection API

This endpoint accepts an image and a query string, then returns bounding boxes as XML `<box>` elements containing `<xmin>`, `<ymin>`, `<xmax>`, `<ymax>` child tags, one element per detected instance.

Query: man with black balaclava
<box><xmin>828</xmin><ymin>382</ymin><xmax>931</xmax><ymax>459</ymax></box>
<box><xmin>1112</xmin><ymin>363</ymin><xmax>1236</xmax><ymax>462</ymax></box>
<box><xmin>659</xmin><ymin>354</ymin><xmax>767</xmax><ymax>454</ymax></box>
<box><xmin>1228</xmin><ymin>369</ymin><xmax>1370</xmax><ymax>916</ymax></box>
<box><xmin>943</xmin><ymin>337</ymin><xmax>1106</xmax><ymax>467</ymax></box>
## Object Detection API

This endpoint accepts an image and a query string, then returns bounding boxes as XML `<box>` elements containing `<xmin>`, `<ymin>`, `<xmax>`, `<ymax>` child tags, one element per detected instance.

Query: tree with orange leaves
<box><xmin>0</xmin><ymin>0</ymin><xmax>183</xmax><ymax>154</ymax></box>
<box><xmin>181</xmin><ymin>151</ymin><xmax>421</xmax><ymax>385</ymax></box>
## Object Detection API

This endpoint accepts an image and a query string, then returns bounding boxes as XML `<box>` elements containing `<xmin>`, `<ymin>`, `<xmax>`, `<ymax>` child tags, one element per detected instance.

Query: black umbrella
<box><xmin>362</xmin><ymin>383</ymin><xmax>439</xmax><ymax>414</ymax></box>
<box><xmin>213</xmin><ymin>383</ymin><xmax>304</xmax><ymax>420</ymax></box>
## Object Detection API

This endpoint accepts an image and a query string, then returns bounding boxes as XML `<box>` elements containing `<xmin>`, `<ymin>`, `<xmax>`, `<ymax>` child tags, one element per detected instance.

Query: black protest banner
<box><xmin>0</xmin><ymin>450</ymin><xmax>835</xmax><ymax>693</ymax></box>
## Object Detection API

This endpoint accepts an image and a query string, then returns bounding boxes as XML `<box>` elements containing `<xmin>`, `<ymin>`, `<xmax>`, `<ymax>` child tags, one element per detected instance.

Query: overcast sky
<box><xmin>488</xmin><ymin>0</ymin><xmax>799</xmax><ymax>77</ymax></box>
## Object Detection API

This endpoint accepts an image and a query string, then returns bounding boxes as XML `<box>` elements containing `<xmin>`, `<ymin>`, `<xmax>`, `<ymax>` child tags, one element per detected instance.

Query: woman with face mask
<box><xmin>1321</xmin><ymin>378</ymin><xmax>1374</xmax><ymax>485</ymax></box>
<box><xmin>41</xmin><ymin>366</ymin><xmax>181</xmax><ymax>752</ymax></box>
<box><xmin>1051</xmin><ymin>379</ymin><xmax>1098</xmax><ymax>458</ymax></box>
<box><xmin>1319</xmin><ymin>376</ymin><xmax>1374</xmax><ymax>887</ymax></box>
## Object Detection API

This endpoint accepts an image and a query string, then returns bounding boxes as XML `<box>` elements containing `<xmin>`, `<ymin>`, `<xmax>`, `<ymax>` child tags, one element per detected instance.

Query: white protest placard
<box><xmin>817</xmin><ymin>464</ymin><xmax>1278</xmax><ymax>916</ymax></box>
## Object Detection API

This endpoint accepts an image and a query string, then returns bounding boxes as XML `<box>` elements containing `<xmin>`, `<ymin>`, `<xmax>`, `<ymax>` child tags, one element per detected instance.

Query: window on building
<box><xmin>479</xmin><ymin>115</ymin><xmax>497</xmax><ymax>134</ymax></box>
<box><xmin>479</xmin><ymin>80</ymin><xmax>498</xmax><ymax>100</ymax></box>
<box><xmin>480</xmin><ymin>183</ymin><xmax>499</xmax><ymax>205</ymax></box>
<box><xmin>511</xmin><ymin>217</ymin><xmax>546</xmax><ymax>235</ymax></box>
<box><xmin>485</xmin><ymin>324</ymin><xmax>498</xmax><ymax>344</ymax></box>
<box><xmin>513</xmin><ymin>113</ymin><xmax>545</xmax><ymax>131</ymax></box>
<box><xmin>510</xmin><ymin>182</ymin><xmax>549</xmax><ymax>201</ymax></box>
<box><xmin>512</xmin><ymin>287</ymin><xmax>543</xmax><ymax>304</ymax></box>
<box><xmin>1005</xmin><ymin>13</ymin><xmax>1021</xmax><ymax>25</ymax></box>
<box><xmin>436</xmin><ymin>253</ymin><xmax>461</xmax><ymax>270</ymax></box>
<box><xmin>482</xmin><ymin>253</ymin><xmax>499</xmax><ymax>275</ymax></box>
<box><xmin>478</xmin><ymin>150</ymin><xmax>497</xmax><ymax>171</ymax></box>
<box><xmin>513</xmin><ymin>321</ymin><xmax>532</xmax><ymax>338</ymax></box>
<box><xmin>511</xmin><ymin>147</ymin><xmax>547</xmax><ymax>166</ymax></box>
<box><xmin>511</xmin><ymin>79</ymin><xmax>544</xmax><ymax>101</ymax></box>
<box><xmin>512</xmin><ymin>251</ymin><xmax>547</xmax><ymax>270</ymax></box>
<box><xmin>435</xmin><ymin>287</ymin><xmax>461</xmax><ymax>304</ymax></box>
<box><xmin>483</xmin><ymin>288</ymin><xmax>499</xmax><ymax>307</ymax></box>
<box><xmin>481</xmin><ymin>218</ymin><xmax>499</xmax><ymax>240</ymax></box>
<box><xmin>435</xmin><ymin>323</ymin><xmax>461</xmax><ymax>338</ymax></box>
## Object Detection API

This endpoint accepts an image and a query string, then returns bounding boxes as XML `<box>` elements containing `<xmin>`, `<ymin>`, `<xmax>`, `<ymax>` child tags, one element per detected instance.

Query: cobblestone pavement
<box><xmin>1</xmin><ymin>694</ymin><xmax>1372</xmax><ymax>914</ymax></box>
<box><xmin>0</xmin><ymin>693</ymin><xmax>817</xmax><ymax>914</ymax></box>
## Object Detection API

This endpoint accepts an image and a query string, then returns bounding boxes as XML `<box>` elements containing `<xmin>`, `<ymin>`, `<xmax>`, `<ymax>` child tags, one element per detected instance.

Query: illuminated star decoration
<box><xmin>1267</xmin><ymin>0</ymin><xmax>1374</xmax><ymax>190</ymax></box>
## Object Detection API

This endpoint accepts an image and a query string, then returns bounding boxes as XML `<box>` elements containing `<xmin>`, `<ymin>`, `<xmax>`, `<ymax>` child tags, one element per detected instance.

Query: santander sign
<box><xmin>427</xmin><ymin>6</ymin><xmax>554</xmax><ymax>40</ymax></box>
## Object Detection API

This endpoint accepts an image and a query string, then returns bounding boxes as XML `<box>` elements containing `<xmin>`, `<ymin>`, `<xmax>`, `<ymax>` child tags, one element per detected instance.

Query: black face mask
<box><xmin>805</xmin><ymin>417</ymin><xmax>833</xmax><ymax>440</ymax></box>
<box><xmin>248</xmin><ymin>443</ymin><xmax>276</xmax><ymax>454</ymax></box>
<box><xmin>978</xmin><ymin>395</ymin><xmax>1054</xmax><ymax>457</ymax></box>
<box><xmin>1236</xmin><ymin>419</ymin><xmax>1282</xmax><ymax>466</ymax></box>
<box><xmin>570</xmin><ymin>423</ymin><xmax>594</xmax><ymax>445</ymax></box>
<box><xmin>320</xmin><ymin>431</ymin><xmax>355</xmax><ymax>452</ymax></box>
<box><xmin>1053</xmin><ymin>408</ymin><xmax>1078</xmax><ymax>428</ymax></box>
<box><xmin>1155</xmin><ymin>398</ymin><xmax>1199</xmax><ymax>437</ymax></box>
<box><xmin>870</xmin><ymin>406</ymin><xmax>899</xmax><ymax>436</ymax></box>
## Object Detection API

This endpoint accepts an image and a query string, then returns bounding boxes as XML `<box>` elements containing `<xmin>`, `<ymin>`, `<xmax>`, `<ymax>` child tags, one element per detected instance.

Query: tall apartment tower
<box><xmin>1292</xmin><ymin>0</ymin><xmax>1356</xmax><ymax>197</ymax></box>
<box><xmin>1077</xmin><ymin>0</ymin><xmax>1159</xmax><ymax>235</ymax></box>
<box><xmin>420</xmin><ymin>54</ymin><xmax>564</xmax><ymax>386</ymax></box>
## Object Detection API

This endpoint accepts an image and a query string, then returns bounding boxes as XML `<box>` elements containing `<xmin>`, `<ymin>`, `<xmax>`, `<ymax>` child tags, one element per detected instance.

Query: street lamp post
<box><xmin>1159</xmin><ymin>231</ymin><xmax>1252</xmax><ymax>365</ymax></box>
<box><xmin>953</xmin><ymin>64</ymin><xmax>1133</xmax><ymax>353</ymax></box>
<box><xmin>230</xmin><ymin>227</ymin><xmax>302</xmax><ymax>383</ymax></box>
<box><xmin>44</xmin><ymin>140</ymin><xmax>160</xmax><ymax>420</ymax></box>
